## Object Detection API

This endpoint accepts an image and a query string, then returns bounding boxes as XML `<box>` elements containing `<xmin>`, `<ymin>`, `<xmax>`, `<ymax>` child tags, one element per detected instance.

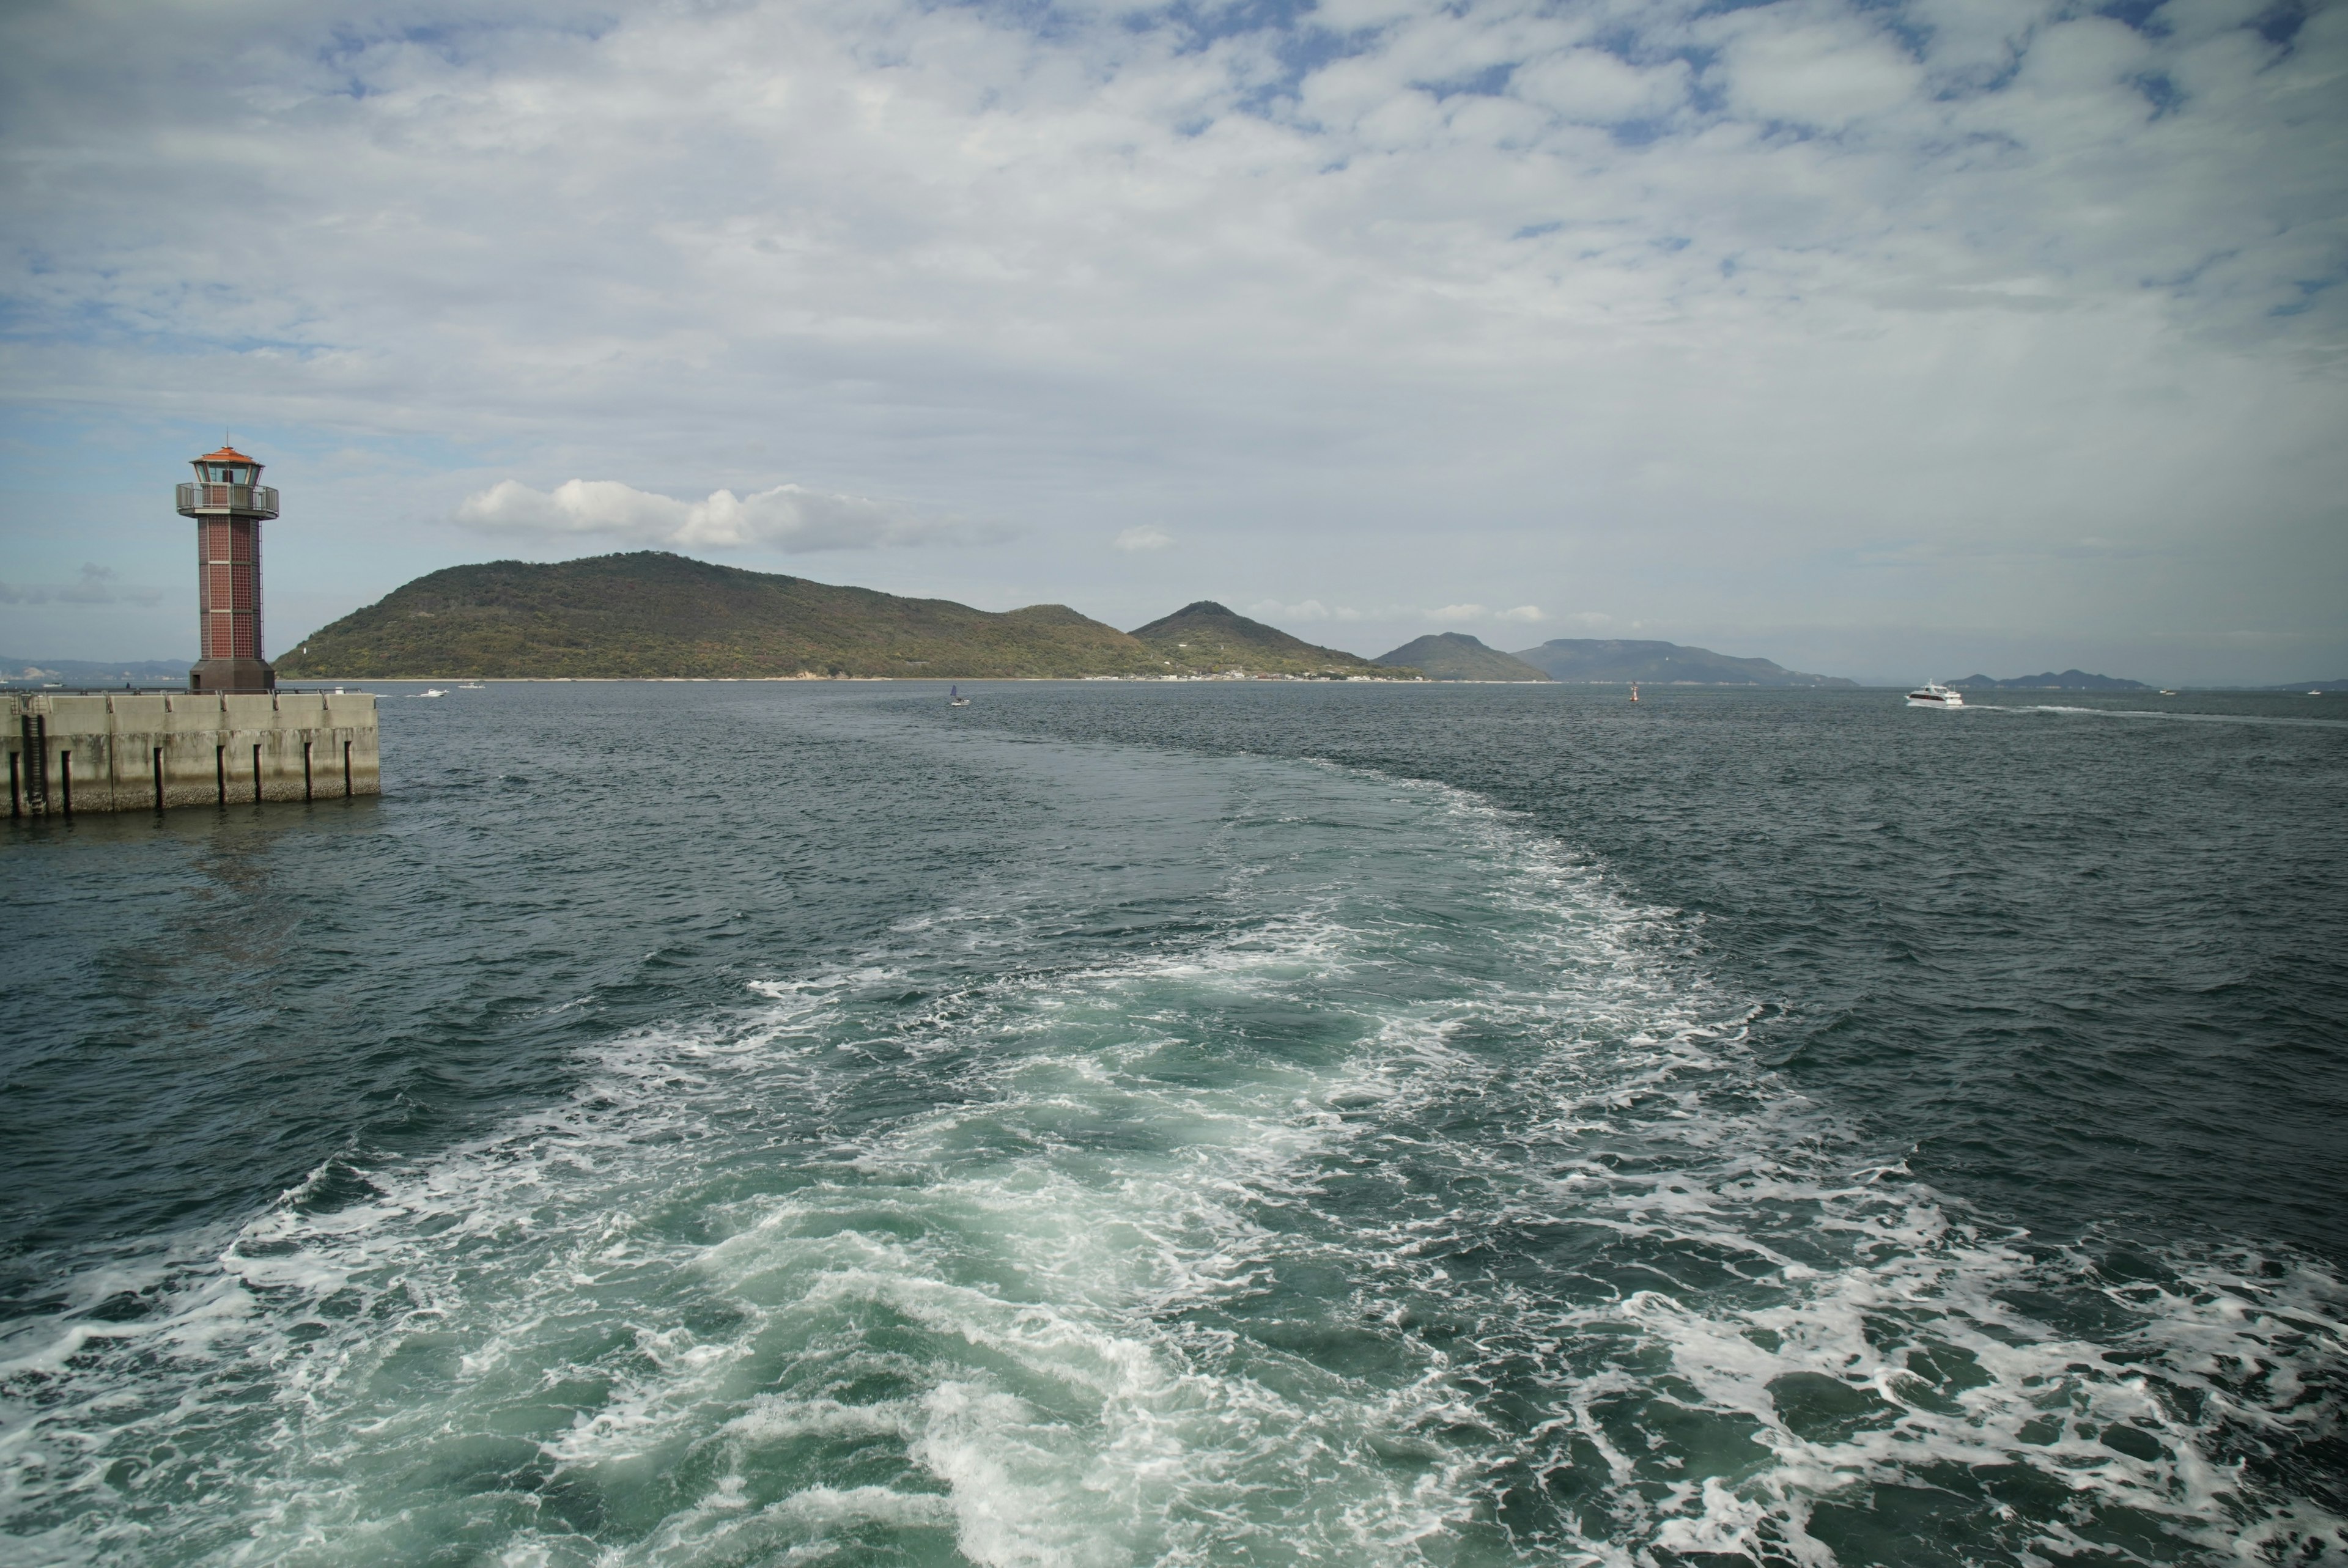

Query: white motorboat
<box><xmin>1907</xmin><ymin>682</ymin><xmax>1964</xmax><ymax>709</ymax></box>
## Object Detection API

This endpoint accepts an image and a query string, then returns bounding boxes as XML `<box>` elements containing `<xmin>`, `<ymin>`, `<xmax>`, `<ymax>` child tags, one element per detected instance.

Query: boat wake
<box><xmin>4</xmin><ymin>749</ymin><xmax>2341</xmax><ymax>1566</ymax></box>
<box><xmin>1967</xmin><ymin>702</ymin><xmax>2348</xmax><ymax>729</ymax></box>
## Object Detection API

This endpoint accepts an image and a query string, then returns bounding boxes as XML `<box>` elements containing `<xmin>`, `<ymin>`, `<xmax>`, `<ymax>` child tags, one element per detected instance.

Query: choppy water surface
<box><xmin>3</xmin><ymin>682</ymin><xmax>2342</xmax><ymax>1566</ymax></box>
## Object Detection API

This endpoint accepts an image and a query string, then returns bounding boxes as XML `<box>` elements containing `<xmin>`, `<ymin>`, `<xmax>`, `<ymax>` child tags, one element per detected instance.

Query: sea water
<box><xmin>2</xmin><ymin>682</ymin><xmax>2341</xmax><ymax>1566</ymax></box>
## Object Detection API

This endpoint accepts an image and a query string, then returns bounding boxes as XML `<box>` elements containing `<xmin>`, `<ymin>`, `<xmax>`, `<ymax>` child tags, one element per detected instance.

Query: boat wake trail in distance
<box><xmin>2026</xmin><ymin>704</ymin><xmax>2348</xmax><ymax>729</ymax></box>
<box><xmin>1957</xmin><ymin>699</ymin><xmax>2348</xmax><ymax>729</ymax></box>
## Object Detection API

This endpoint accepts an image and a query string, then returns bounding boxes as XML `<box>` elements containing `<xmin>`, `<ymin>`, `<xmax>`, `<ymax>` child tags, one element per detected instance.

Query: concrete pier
<box><xmin>6</xmin><ymin>691</ymin><xmax>379</xmax><ymax>815</ymax></box>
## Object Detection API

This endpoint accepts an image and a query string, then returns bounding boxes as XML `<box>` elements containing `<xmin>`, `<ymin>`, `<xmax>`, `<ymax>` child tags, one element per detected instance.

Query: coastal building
<box><xmin>3</xmin><ymin>446</ymin><xmax>380</xmax><ymax>815</ymax></box>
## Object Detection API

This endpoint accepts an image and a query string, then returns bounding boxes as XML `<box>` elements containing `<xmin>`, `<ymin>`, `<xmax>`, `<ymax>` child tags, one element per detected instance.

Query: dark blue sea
<box><xmin>4</xmin><ymin>681</ymin><xmax>2344</xmax><ymax>1566</ymax></box>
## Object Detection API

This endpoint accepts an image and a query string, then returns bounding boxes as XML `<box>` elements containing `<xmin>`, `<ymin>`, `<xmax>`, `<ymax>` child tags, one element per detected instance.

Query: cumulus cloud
<box><xmin>454</xmin><ymin>480</ymin><xmax>986</xmax><ymax>552</ymax></box>
<box><xmin>1512</xmin><ymin>50</ymin><xmax>1690</xmax><ymax>124</ymax></box>
<box><xmin>1250</xmin><ymin>598</ymin><xmax>1364</xmax><ymax>623</ymax></box>
<box><xmin>1711</xmin><ymin>17</ymin><xmax>1924</xmax><ymax>128</ymax></box>
<box><xmin>0</xmin><ymin>564</ymin><xmax>164</xmax><ymax>607</ymax></box>
<box><xmin>1115</xmin><ymin>526</ymin><xmax>1173</xmax><ymax>552</ymax></box>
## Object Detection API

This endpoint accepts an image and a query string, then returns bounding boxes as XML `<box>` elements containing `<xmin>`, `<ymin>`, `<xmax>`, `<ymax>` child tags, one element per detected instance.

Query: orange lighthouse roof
<box><xmin>198</xmin><ymin>446</ymin><xmax>258</xmax><ymax>464</ymax></box>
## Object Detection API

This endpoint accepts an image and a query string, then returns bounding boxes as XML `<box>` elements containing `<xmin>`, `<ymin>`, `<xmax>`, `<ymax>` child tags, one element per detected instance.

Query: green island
<box><xmin>1127</xmin><ymin>601</ymin><xmax>1400</xmax><ymax>678</ymax></box>
<box><xmin>274</xmin><ymin>553</ymin><xmax>1418</xmax><ymax>681</ymax></box>
<box><xmin>1374</xmin><ymin>633</ymin><xmax>1551</xmax><ymax>681</ymax></box>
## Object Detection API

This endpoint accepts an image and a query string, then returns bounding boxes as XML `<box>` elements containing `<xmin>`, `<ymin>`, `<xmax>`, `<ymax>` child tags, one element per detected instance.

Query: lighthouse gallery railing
<box><xmin>175</xmin><ymin>482</ymin><xmax>279</xmax><ymax>517</ymax></box>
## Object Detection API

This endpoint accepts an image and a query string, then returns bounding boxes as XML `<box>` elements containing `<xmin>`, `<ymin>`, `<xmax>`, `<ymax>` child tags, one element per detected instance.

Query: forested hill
<box><xmin>275</xmin><ymin>554</ymin><xmax>1419</xmax><ymax>680</ymax></box>
<box><xmin>276</xmin><ymin>553</ymin><xmax>1171</xmax><ymax>679</ymax></box>
<box><xmin>1511</xmin><ymin>638</ymin><xmax>1855</xmax><ymax>686</ymax></box>
<box><xmin>1374</xmin><ymin>633</ymin><xmax>1549</xmax><ymax>680</ymax></box>
<box><xmin>1127</xmin><ymin>602</ymin><xmax>1409</xmax><ymax>677</ymax></box>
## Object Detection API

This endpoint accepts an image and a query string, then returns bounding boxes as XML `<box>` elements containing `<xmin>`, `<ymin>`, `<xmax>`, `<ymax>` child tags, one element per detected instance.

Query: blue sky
<box><xmin>2</xmin><ymin>0</ymin><xmax>2343</xmax><ymax>682</ymax></box>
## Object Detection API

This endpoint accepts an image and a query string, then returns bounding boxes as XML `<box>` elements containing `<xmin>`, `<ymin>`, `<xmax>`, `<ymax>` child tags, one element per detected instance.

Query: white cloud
<box><xmin>453</xmin><ymin>479</ymin><xmax>983</xmax><ymax>552</ymax></box>
<box><xmin>1115</xmin><ymin>526</ymin><xmax>1173</xmax><ymax>552</ymax></box>
<box><xmin>1512</xmin><ymin>50</ymin><xmax>1690</xmax><ymax>125</ymax></box>
<box><xmin>1428</xmin><ymin>603</ymin><xmax>1544</xmax><ymax>624</ymax></box>
<box><xmin>0</xmin><ymin>0</ymin><xmax>2342</xmax><ymax>679</ymax></box>
<box><xmin>0</xmin><ymin>564</ymin><xmax>164</xmax><ymax>608</ymax></box>
<box><xmin>1250</xmin><ymin>598</ymin><xmax>1364</xmax><ymax>622</ymax></box>
<box><xmin>1711</xmin><ymin>18</ymin><xmax>1925</xmax><ymax>128</ymax></box>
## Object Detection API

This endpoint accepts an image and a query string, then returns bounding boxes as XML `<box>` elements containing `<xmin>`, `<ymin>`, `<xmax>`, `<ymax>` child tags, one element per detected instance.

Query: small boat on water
<box><xmin>419</xmin><ymin>687</ymin><xmax>448</xmax><ymax>699</ymax></box>
<box><xmin>1907</xmin><ymin>682</ymin><xmax>1964</xmax><ymax>709</ymax></box>
<box><xmin>1630</xmin><ymin>683</ymin><xmax>1640</xmax><ymax>703</ymax></box>
<box><xmin>948</xmin><ymin>685</ymin><xmax>971</xmax><ymax>707</ymax></box>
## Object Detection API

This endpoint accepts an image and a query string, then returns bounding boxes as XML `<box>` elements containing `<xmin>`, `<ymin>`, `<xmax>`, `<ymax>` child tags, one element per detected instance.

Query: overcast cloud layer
<box><xmin>2</xmin><ymin>0</ymin><xmax>2342</xmax><ymax>681</ymax></box>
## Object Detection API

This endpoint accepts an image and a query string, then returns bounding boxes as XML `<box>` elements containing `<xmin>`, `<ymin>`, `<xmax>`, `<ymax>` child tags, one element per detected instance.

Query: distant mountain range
<box><xmin>1949</xmin><ymin>671</ymin><xmax>2147</xmax><ymax>691</ymax></box>
<box><xmin>274</xmin><ymin>556</ymin><xmax>1412</xmax><ymax>680</ymax></box>
<box><xmin>1376</xmin><ymin>633</ymin><xmax>1549</xmax><ymax>681</ymax></box>
<box><xmin>54</xmin><ymin>556</ymin><xmax>2317</xmax><ymax>691</ymax></box>
<box><xmin>1508</xmin><ymin>638</ymin><xmax>1856</xmax><ymax>686</ymax></box>
<box><xmin>2</xmin><ymin>658</ymin><xmax>188</xmax><ymax>686</ymax></box>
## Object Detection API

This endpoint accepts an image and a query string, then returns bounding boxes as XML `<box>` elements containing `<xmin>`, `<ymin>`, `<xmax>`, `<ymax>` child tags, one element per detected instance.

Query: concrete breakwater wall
<box><xmin>7</xmin><ymin>691</ymin><xmax>380</xmax><ymax>815</ymax></box>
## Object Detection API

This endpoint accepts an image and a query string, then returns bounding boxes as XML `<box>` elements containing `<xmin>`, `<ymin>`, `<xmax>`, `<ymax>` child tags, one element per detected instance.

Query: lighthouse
<box><xmin>177</xmin><ymin>446</ymin><xmax>279</xmax><ymax>693</ymax></box>
<box><xmin>0</xmin><ymin>445</ymin><xmax>378</xmax><ymax>815</ymax></box>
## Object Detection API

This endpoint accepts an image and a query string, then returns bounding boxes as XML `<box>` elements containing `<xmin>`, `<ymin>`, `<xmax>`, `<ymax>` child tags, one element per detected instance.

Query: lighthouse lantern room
<box><xmin>176</xmin><ymin>445</ymin><xmax>280</xmax><ymax>693</ymax></box>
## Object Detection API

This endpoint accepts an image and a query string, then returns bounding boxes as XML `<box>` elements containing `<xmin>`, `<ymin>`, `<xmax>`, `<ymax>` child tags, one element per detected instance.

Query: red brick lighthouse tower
<box><xmin>177</xmin><ymin>446</ymin><xmax>279</xmax><ymax>693</ymax></box>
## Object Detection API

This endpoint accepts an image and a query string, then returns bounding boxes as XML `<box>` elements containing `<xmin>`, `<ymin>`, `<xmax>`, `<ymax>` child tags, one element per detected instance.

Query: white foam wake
<box><xmin>2</xmin><ymin>753</ymin><xmax>2339</xmax><ymax>1567</ymax></box>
